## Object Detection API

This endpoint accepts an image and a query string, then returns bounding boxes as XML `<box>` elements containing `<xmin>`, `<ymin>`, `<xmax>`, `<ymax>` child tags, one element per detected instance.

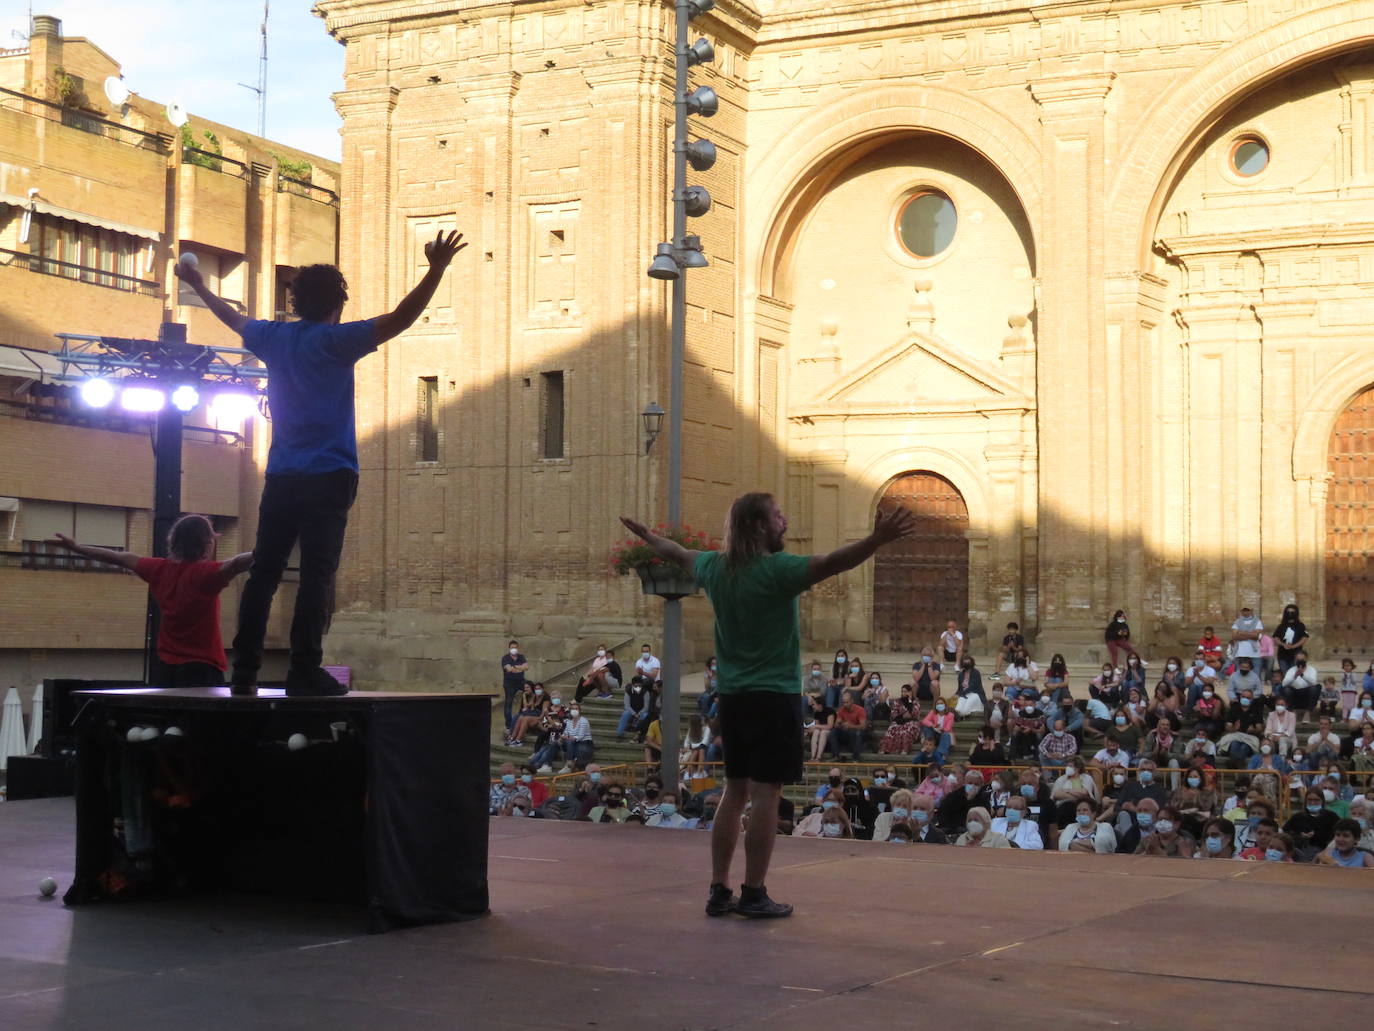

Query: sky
<box><xmin>3</xmin><ymin>1</ymin><xmax>345</xmax><ymax>160</ymax></box>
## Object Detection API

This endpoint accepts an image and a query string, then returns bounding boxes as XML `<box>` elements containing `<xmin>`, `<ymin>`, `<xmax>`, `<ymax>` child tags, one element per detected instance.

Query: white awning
<box><xmin>0</xmin><ymin>192</ymin><xmax>161</xmax><ymax>241</ymax></box>
<box><xmin>0</xmin><ymin>344</ymin><xmax>63</xmax><ymax>379</ymax></box>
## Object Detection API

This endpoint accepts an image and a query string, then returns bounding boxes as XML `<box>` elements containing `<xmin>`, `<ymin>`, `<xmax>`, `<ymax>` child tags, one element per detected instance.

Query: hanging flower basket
<box><xmin>610</xmin><ymin>523</ymin><xmax>717</xmax><ymax>599</ymax></box>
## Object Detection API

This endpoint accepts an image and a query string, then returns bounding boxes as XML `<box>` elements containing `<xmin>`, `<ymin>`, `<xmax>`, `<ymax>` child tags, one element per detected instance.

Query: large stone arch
<box><xmin>1109</xmin><ymin>0</ymin><xmax>1374</xmax><ymax>273</ymax></box>
<box><xmin>855</xmin><ymin>445</ymin><xmax>992</xmax><ymax>537</ymax></box>
<box><xmin>746</xmin><ymin>84</ymin><xmax>1043</xmax><ymax>300</ymax></box>
<box><xmin>1292</xmin><ymin>354</ymin><xmax>1374</xmax><ymax>481</ymax></box>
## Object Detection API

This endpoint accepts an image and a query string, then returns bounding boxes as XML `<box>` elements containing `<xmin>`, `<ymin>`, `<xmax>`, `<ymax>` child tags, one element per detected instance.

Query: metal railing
<box><xmin>0</xmin><ymin>86</ymin><xmax>170</xmax><ymax>153</ymax></box>
<box><xmin>0</xmin><ymin>550</ymin><xmax>129</xmax><ymax>573</ymax></box>
<box><xmin>278</xmin><ymin>177</ymin><xmax>339</xmax><ymax>206</ymax></box>
<box><xmin>183</xmin><ymin>147</ymin><xmax>249</xmax><ymax>178</ymax></box>
<box><xmin>0</xmin><ymin>248</ymin><xmax>159</xmax><ymax>296</ymax></box>
<box><xmin>540</xmin><ymin>637</ymin><xmax>637</xmax><ymax>688</ymax></box>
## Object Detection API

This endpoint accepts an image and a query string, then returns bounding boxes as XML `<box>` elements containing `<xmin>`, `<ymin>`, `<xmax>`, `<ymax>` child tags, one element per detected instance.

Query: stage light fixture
<box><xmin>170</xmin><ymin>384</ymin><xmax>200</xmax><ymax>413</ymax></box>
<box><xmin>685</xmin><ymin>86</ymin><xmax>718</xmax><ymax>117</ymax></box>
<box><xmin>685</xmin><ymin>138</ymin><xmax>717</xmax><ymax>171</ymax></box>
<box><xmin>79</xmin><ymin>378</ymin><xmax>115</xmax><ymax>409</ymax></box>
<box><xmin>120</xmin><ymin>385</ymin><xmax>166</xmax><ymax>413</ymax></box>
<box><xmin>686</xmin><ymin>38</ymin><xmax>715</xmax><ymax>66</ymax></box>
<box><xmin>683</xmin><ymin>185</ymin><xmax>713</xmax><ymax>217</ymax></box>
<box><xmin>679</xmin><ymin>235</ymin><xmax>709</xmax><ymax>269</ymax></box>
<box><xmin>687</xmin><ymin>0</ymin><xmax>714</xmax><ymax>19</ymax></box>
<box><xmin>209</xmin><ymin>391</ymin><xmax>259</xmax><ymax>424</ymax></box>
<box><xmin>647</xmin><ymin>242</ymin><xmax>681</xmax><ymax>281</ymax></box>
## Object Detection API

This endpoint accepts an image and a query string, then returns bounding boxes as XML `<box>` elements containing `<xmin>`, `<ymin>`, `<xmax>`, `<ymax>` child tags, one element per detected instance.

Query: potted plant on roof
<box><xmin>610</xmin><ymin>524</ymin><xmax>717</xmax><ymax>600</ymax></box>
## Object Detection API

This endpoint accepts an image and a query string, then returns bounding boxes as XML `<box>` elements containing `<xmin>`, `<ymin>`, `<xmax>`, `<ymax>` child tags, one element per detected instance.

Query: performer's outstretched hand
<box><xmin>871</xmin><ymin>506</ymin><xmax>918</xmax><ymax>546</ymax></box>
<box><xmin>620</xmin><ymin>515</ymin><xmax>652</xmax><ymax>542</ymax></box>
<box><xmin>424</xmin><ymin>229</ymin><xmax>467</xmax><ymax>270</ymax></box>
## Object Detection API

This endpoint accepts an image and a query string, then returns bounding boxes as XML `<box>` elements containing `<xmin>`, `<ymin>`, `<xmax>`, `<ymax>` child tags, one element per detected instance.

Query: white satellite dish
<box><xmin>166</xmin><ymin>101</ymin><xmax>187</xmax><ymax>128</ymax></box>
<box><xmin>104</xmin><ymin>76</ymin><xmax>130</xmax><ymax>107</ymax></box>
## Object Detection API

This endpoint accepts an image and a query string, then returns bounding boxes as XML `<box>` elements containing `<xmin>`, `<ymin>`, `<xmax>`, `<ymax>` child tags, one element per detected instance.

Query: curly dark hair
<box><xmin>168</xmin><ymin>513</ymin><xmax>215</xmax><ymax>561</ymax></box>
<box><xmin>289</xmin><ymin>265</ymin><xmax>348</xmax><ymax>321</ymax></box>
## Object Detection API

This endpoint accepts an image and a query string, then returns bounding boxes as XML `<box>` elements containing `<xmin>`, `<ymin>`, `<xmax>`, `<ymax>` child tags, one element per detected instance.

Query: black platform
<box><xmin>63</xmin><ymin>688</ymin><xmax>492</xmax><ymax>932</ymax></box>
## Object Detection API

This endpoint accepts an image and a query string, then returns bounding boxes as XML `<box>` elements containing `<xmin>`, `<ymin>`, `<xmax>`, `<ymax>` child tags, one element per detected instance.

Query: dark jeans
<box><xmin>233</xmin><ymin>469</ymin><xmax>357</xmax><ymax>681</ymax></box>
<box><xmin>503</xmin><ymin>683</ymin><xmax>522</xmax><ymax>731</ymax></box>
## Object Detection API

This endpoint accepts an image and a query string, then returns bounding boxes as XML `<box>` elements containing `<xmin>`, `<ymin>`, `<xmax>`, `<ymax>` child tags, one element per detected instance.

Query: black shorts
<box><xmin>717</xmin><ymin>691</ymin><xmax>804</xmax><ymax>785</ymax></box>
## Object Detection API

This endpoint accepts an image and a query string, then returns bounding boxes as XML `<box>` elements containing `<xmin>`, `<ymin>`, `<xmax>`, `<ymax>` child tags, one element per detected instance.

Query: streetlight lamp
<box><xmin>645</xmin><ymin>0</ymin><xmax>718</xmax><ymax>792</ymax></box>
<box><xmin>641</xmin><ymin>401</ymin><xmax>665</xmax><ymax>454</ymax></box>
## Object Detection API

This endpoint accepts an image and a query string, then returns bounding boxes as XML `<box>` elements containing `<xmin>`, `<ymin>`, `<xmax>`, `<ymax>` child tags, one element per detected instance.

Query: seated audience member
<box><xmin>912</xmin><ymin>649</ymin><xmax>942</xmax><ymax>702</ymax></box>
<box><xmin>1051</xmin><ymin>759</ymin><xmax>1099</xmax><ymax>827</ymax></box>
<box><xmin>520</xmin><ymin>765</ymin><xmax>549</xmax><ymax>808</ymax></box>
<box><xmin>1283</xmin><ymin>788</ymin><xmax>1340</xmax><ymax>857</ymax></box>
<box><xmin>819</xmin><ymin>807</ymin><xmax>854</xmax><ymax>840</ymax></box>
<box><xmin>794</xmin><ymin>789</ymin><xmax>844</xmax><ymax>837</ymax></box>
<box><xmin>575</xmin><ymin>646</ymin><xmax>622</xmax><ymax>702</ymax></box>
<box><xmin>1281</xmin><ymin>652</ymin><xmax>1320</xmax><ymax>720</ymax></box>
<box><xmin>886</xmin><ymin>820</ymin><xmax>917</xmax><ymax>844</ymax></box>
<box><xmin>1350</xmin><ymin>723</ymin><xmax>1374</xmax><ymax>773</ymax></box>
<box><xmin>969</xmin><ymin>726</ymin><xmax>1008</xmax><ymax>771</ymax></box>
<box><xmin>1083</xmin><ymin>693</ymin><xmax>1114</xmax><ymax>740</ymax></box>
<box><xmin>502</xmin><ymin>795</ymin><xmax>534</xmax><ymax>818</ymax></box>
<box><xmin>842</xmin><ymin>776</ymin><xmax>878</xmax><ymax>840</ymax></box>
<box><xmin>1246</xmin><ymin>746</ymin><xmax>1287</xmax><ymax>800</ymax></box>
<box><xmin>955</xmin><ymin>806</ymin><xmax>1011</xmax><ymax>848</ymax></box>
<box><xmin>992</xmin><ymin>795</ymin><xmax>1044</xmax><ymax>849</ymax></box>
<box><xmin>680</xmin><ymin>714</ymin><xmax>712</xmax><ymax>777</ymax></box>
<box><xmin>1316</xmin><ymin>819</ymin><xmax>1374</xmax><ymax>867</ymax></box>
<box><xmin>506</xmin><ymin>684</ymin><xmax>547</xmax><ymax>746</ymax></box>
<box><xmin>1060</xmin><ymin>799</ymin><xmax>1117</xmax><ymax>853</ymax></box>
<box><xmin>1228</xmin><ymin>657</ymin><xmax>1263</xmax><ymax>704</ymax></box>
<box><xmin>1349</xmin><ymin>799</ymin><xmax>1374</xmax><ymax>851</ymax></box>
<box><xmin>1191</xmin><ymin>688</ymin><xmax>1226</xmax><ymax>738</ymax></box>
<box><xmin>909</xmin><ymin>794</ymin><xmax>949</xmax><ymax>843</ymax></box>
<box><xmin>489</xmin><ymin>762</ymin><xmax>533</xmax><ymax>815</ymax></box>
<box><xmin>1307</xmin><ymin>717</ymin><xmax>1343</xmax><ymax>763</ymax></box>
<box><xmin>862</xmin><ymin>671</ymin><xmax>891</xmax><ymax>722</ymax></box>
<box><xmin>913</xmin><ymin>760</ymin><xmax>949</xmax><ymax>804</ymax></box>
<box><xmin>1017</xmin><ymin>765</ymin><xmax>1056</xmax><ymax>843</ymax></box>
<box><xmin>1235</xmin><ymin>798</ymin><xmax>1279</xmax><ymax>852</ymax></box>
<box><xmin>1182</xmin><ymin>649</ymin><xmax>1218</xmax><ymax>709</ymax></box>
<box><xmin>1093</xmin><ymin>736</ymin><xmax>1131</xmax><ymax>770</ymax></box>
<box><xmin>806</xmin><ymin>694</ymin><xmax>837</xmax><ymax>761</ymax></box>
<box><xmin>642</xmin><ymin>716</ymin><xmax>663</xmax><ymax>765</ymax></box>
<box><xmin>1117</xmin><ymin>760</ymin><xmax>1169</xmax><ymax>812</ymax></box>
<box><xmin>588</xmin><ymin>781</ymin><xmax>632</xmax><ymax>823</ymax></box>
<box><xmin>815</xmin><ymin>767</ymin><xmax>844</xmax><ymax>801</ymax></box>
<box><xmin>1009</xmin><ymin>695</ymin><xmax>1046</xmax><ymax>760</ymax></box>
<box><xmin>867</xmin><ymin>767</ymin><xmax>898</xmax><ymax>810</ymax></box>
<box><xmin>1115</xmin><ymin>797</ymin><xmax>1160</xmax><ymax>854</ymax></box>
<box><xmin>1320</xmin><ymin>770</ymin><xmax>1351</xmax><ymax>818</ymax></box>
<box><xmin>1140</xmin><ymin>722</ymin><xmax>1181</xmax><ymax>772</ymax></box>
<box><xmin>985</xmin><ymin>770</ymin><xmax>1012</xmax><ymax>816</ymax></box>
<box><xmin>618</xmin><ymin>677</ymin><xmax>657</xmax><ymax>740</ymax></box>
<box><xmin>880</xmin><ymin>685</ymin><xmax>922</xmax><ymax>754</ymax></box>
<box><xmin>699</xmin><ymin>658</ymin><xmax>719</xmax><ymax>716</ymax></box>
<box><xmin>936</xmin><ymin>769</ymin><xmax>990</xmax><ymax>835</ymax></box>
<box><xmin>1171</xmin><ymin>768</ymin><xmax>1221</xmax><ymax>838</ymax></box>
<box><xmin>1090</xmin><ymin>664</ymin><xmax>1123</xmax><ymax>708</ymax></box>
<box><xmin>1264</xmin><ymin>699</ymin><xmax>1298</xmax><ymax>756</ymax></box>
<box><xmin>1139</xmin><ymin>805</ymin><xmax>1196</xmax><ymax>858</ymax></box>
<box><xmin>1348</xmin><ymin>692</ymin><xmax>1374</xmax><ymax>732</ymax></box>
<box><xmin>1196</xmin><ymin>818</ymin><xmax>1237</xmax><ymax>859</ymax></box>
<box><xmin>922</xmin><ymin>698</ymin><xmax>957</xmax><ymax>759</ymax></box>
<box><xmin>872</xmin><ymin>789</ymin><xmax>915</xmax><ymax>843</ymax></box>
<box><xmin>1238</xmin><ymin>818</ymin><xmax>1280</xmax><ymax>860</ymax></box>
<box><xmin>646</xmin><ymin>792</ymin><xmax>689</xmax><ymax>828</ymax></box>
<box><xmin>831</xmin><ymin>690</ymin><xmax>869</xmax><ymax>761</ymax></box>
<box><xmin>573</xmin><ymin>774</ymin><xmax>603</xmax><ymax>820</ymax></box>
<box><xmin>954</xmin><ymin>656</ymin><xmax>987</xmax><ymax>718</ymax></box>
<box><xmin>559</xmin><ymin>705</ymin><xmax>595</xmax><ymax>773</ymax></box>
<box><xmin>1263</xmin><ymin>831</ymin><xmax>1298</xmax><ymax>862</ymax></box>
<box><xmin>1038</xmin><ymin>717</ymin><xmax>1079</xmax><ymax>771</ymax></box>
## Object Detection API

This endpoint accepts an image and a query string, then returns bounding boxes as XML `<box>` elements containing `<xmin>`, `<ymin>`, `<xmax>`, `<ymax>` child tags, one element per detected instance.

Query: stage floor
<box><xmin>0</xmin><ymin>797</ymin><xmax>1369</xmax><ymax>1030</ymax></box>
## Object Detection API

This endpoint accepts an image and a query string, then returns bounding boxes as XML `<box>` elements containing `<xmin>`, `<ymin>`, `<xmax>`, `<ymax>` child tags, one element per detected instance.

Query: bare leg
<box><xmin>743</xmin><ymin>781</ymin><xmax>782</xmax><ymax>888</ymax></box>
<box><xmin>711</xmin><ymin>777</ymin><xmax>749</xmax><ymax>885</ymax></box>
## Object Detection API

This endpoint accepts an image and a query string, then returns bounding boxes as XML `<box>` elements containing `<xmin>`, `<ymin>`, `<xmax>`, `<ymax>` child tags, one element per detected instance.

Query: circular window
<box><xmin>896</xmin><ymin>189</ymin><xmax>957</xmax><ymax>259</ymax></box>
<box><xmin>1230</xmin><ymin>136</ymin><xmax>1269</xmax><ymax>177</ymax></box>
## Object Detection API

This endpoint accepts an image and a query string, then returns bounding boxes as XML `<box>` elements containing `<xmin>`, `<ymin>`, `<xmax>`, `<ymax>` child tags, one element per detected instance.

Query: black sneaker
<box><xmin>736</xmin><ymin>885</ymin><xmax>792</xmax><ymax>919</ymax></box>
<box><xmin>229</xmin><ymin>677</ymin><xmax>257</xmax><ymax>697</ymax></box>
<box><xmin>285</xmin><ymin>667</ymin><xmax>348</xmax><ymax>697</ymax></box>
<box><xmin>705</xmin><ymin>882</ymin><xmax>736</xmax><ymax>917</ymax></box>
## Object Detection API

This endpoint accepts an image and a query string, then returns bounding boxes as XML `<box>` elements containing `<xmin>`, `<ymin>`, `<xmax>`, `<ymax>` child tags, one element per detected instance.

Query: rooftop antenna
<box><xmin>11</xmin><ymin>2</ymin><xmax>33</xmax><ymax>41</ymax></box>
<box><xmin>237</xmin><ymin>0</ymin><xmax>268</xmax><ymax>138</ymax></box>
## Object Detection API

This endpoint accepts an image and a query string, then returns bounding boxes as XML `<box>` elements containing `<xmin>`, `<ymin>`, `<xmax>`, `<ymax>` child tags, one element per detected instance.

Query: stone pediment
<box><xmin>819</xmin><ymin>332</ymin><xmax>1028</xmax><ymax>407</ymax></box>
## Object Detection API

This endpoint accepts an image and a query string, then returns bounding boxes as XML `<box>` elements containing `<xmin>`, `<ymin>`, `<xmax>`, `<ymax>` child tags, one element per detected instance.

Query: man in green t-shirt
<box><xmin>620</xmin><ymin>492</ymin><xmax>914</xmax><ymax>918</ymax></box>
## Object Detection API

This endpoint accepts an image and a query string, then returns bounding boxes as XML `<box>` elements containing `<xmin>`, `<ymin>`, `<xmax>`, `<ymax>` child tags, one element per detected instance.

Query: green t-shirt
<box><xmin>693</xmin><ymin>549</ymin><xmax>812</xmax><ymax>695</ymax></box>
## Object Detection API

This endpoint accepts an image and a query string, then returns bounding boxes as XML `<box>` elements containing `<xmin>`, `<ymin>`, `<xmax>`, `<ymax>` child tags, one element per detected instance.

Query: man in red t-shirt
<box><xmin>51</xmin><ymin>515</ymin><xmax>252</xmax><ymax>687</ymax></box>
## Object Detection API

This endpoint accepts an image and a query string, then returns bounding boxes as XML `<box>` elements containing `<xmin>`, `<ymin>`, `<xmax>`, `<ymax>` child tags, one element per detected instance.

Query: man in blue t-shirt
<box><xmin>620</xmin><ymin>493</ymin><xmax>914</xmax><ymax>919</ymax></box>
<box><xmin>176</xmin><ymin>230</ymin><xmax>466</xmax><ymax>695</ymax></box>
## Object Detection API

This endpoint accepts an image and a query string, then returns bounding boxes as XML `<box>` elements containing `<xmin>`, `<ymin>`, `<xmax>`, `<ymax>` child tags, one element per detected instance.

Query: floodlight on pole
<box><xmin>679</xmin><ymin>236</ymin><xmax>709</xmax><ymax>269</ymax></box>
<box><xmin>170</xmin><ymin>384</ymin><xmax>200</xmax><ymax>413</ymax></box>
<box><xmin>685</xmin><ymin>138</ymin><xmax>717</xmax><ymax>171</ymax></box>
<box><xmin>686</xmin><ymin>38</ymin><xmax>715</xmax><ymax>66</ymax></box>
<box><xmin>79</xmin><ymin>377</ymin><xmax>115</xmax><ymax>409</ymax></box>
<box><xmin>682</xmin><ymin>185</ymin><xmax>712</xmax><ymax>217</ymax></box>
<box><xmin>685</xmin><ymin>86</ymin><xmax>718</xmax><ymax>117</ymax></box>
<box><xmin>647</xmin><ymin>242</ymin><xmax>680</xmax><ymax>280</ymax></box>
<box><xmin>687</xmin><ymin>0</ymin><xmax>714</xmax><ymax>18</ymax></box>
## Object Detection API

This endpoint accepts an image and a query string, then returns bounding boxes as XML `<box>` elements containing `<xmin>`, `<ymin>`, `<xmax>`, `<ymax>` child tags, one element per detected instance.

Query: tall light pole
<box><xmin>646</xmin><ymin>0</ymin><xmax>718</xmax><ymax>791</ymax></box>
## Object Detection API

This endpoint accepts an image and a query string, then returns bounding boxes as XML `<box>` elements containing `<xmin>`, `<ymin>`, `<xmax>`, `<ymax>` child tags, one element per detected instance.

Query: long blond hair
<box><xmin>722</xmin><ymin>492</ymin><xmax>774</xmax><ymax>570</ymax></box>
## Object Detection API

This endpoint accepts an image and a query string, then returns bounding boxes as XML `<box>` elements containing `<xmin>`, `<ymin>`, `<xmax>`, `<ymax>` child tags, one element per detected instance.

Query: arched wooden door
<box><xmin>873</xmin><ymin>472</ymin><xmax>970</xmax><ymax>652</ymax></box>
<box><xmin>1326</xmin><ymin>386</ymin><xmax>1374</xmax><ymax>654</ymax></box>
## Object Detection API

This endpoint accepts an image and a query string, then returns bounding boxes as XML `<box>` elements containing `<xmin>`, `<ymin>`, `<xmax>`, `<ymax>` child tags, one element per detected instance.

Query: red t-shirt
<box><xmin>134</xmin><ymin>558</ymin><xmax>229</xmax><ymax>670</ymax></box>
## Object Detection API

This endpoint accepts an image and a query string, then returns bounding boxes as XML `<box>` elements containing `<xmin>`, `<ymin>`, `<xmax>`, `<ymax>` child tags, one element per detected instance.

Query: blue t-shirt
<box><xmin>240</xmin><ymin>318</ymin><xmax>378</xmax><ymax>475</ymax></box>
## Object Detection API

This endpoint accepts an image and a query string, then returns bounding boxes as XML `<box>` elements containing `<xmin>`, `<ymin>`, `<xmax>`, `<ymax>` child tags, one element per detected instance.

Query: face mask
<box><xmin>608</xmin><ymin>797</ymin><xmax>626</xmax><ymax>809</ymax></box>
<box><xmin>822</xmin><ymin>823</ymin><xmax>844</xmax><ymax>838</ymax></box>
<box><xmin>912</xmin><ymin>809</ymin><xmax>929</xmax><ymax>823</ymax></box>
<box><xmin>1293</xmin><ymin>754</ymin><xmax>1304</xmax><ymax>763</ymax></box>
<box><xmin>828</xmin><ymin>776</ymin><xmax>842</xmax><ymax>787</ymax></box>
<box><xmin>936</xmin><ymin>704</ymin><xmax>947</xmax><ymax>713</ymax></box>
<box><xmin>1137</xmin><ymin>812</ymin><xmax>1155</xmax><ymax>828</ymax></box>
<box><xmin>1194</xmin><ymin>659</ymin><xmax>1204</xmax><ymax>667</ymax></box>
<box><xmin>870</xmin><ymin>678</ymin><xmax>881</xmax><ymax>687</ymax></box>
<box><xmin>552</xmin><ymin>698</ymin><xmax>562</xmax><ymax>706</ymax></box>
<box><xmin>963</xmin><ymin>662</ymin><xmax>973</xmax><ymax>669</ymax></box>
<box><xmin>822</xmin><ymin>801</ymin><xmax>838</xmax><ymax>810</ymax></box>
<box><xmin>659</xmin><ymin>804</ymin><xmax>677</xmax><ymax>818</ymax></box>
<box><xmin>1075</xmin><ymin>813</ymin><xmax>1092</xmax><ymax>827</ymax></box>
<box><xmin>964</xmin><ymin>784</ymin><xmax>978</xmax><ymax>796</ymax></box>
<box><xmin>1065</xmin><ymin>768</ymin><xmax>1079</xmax><ymax>778</ymax></box>
<box><xmin>642</xmin><ymin>651</ymin><xmax>651</xmax><ymax>658</ymax></box>
<box><xmin>1307</xmin><ymin>804</ymin><xmax>1322</xmax><ymax>815</ymax></box>
<box><xmin>1323</xmin><ymin>789</ymin><xmax>1336</xmax><ymax>802</ymax></box>
<box><xmin>1155</xmin><ymin>819</ymin><xmax>1174</xmax><ymax>834</ymax></box>
<box><xmin>946</xmin><ymin>774</ymin><xmax>958</xmax><ymax>786</ymax></box>
<box><xmin>1139</xmin><ymin>771</ymin><xmax>1154</xmax><ymax>784</ymax></box>
<box><xmin>1020</xmin><ymin>784</ymin><xmax>1035</xmax><ymax>798</ymax></box>
<box><xmin>922</xmin><ymin>656</ymin><xmax>932</xmax><ymax>664</ymax></box>
<box><xmin>874</xmin><ymin>776</ymin><xmax>886</xmax><ymax>786</ymax></box>
<box><xmin>966</xmin><ymin>820</ymin><xmax>985</xmax><ymax>836</ymax></box>
<box><xmin>708</xmin><ymin>664</ymin><xmax>716</xmax><ymax>672</ymax></box>
<box><xmin>837</xmin><ymin>654</ymin><xmax>846</xmax><ymax>662</ymax></box>
<box><xmin>1102</xmin><ymin>669</ymin><xmax>1112</xmax><ymax>678</ymax></box>
<box><xmin>501</xmin><ymin>774</ymin><xmax>515</xmax><ymax>786</ymax></box>
<box><xmin>1203</xmin><ymin>691</ymin><xmax>1213</xmax><ymax>700</ymax></box>
<box><xmin>1166</xmin><ymin>663</ymin><xmax>1178</xmax><ymax>672</ymax></box>
<box><xmin>812</xmin><ymin>668</ymin><xmax>822</xmax><ymax>675</ymax></box>
<box><xmin>597</xmin><ymin>650</ymin><xmax>606</xmax><ymax>657</ymax></box>
<box><xmin>1240</xmin><ymin>698</ymin><xmax>1251</xmax><ymax>707</ymax></box>
<box><xmin>1115</xmin><ymin>717</ymin><xmax>1127</xmax><ymax>726</ymax></box>
<box><xmin>1205</xmin><ymin>836</ymin><xmax>1224</xmax><ymax>854</ymax></box>
<box><xmin>850</xmin><ymin>667</ymin><xmax>860</xmax><ymax>674</ymax></box>
<box><xmin>1053</xmin><ymin>729</ymin><xmax>1066</xmax><ymax>737</ymax></box>
<box><xmin>1260</xmin><ymin>745</ymin><xmax>1272</xmax><ymax>755</ymax></box>
<box><xmin>1264</xmin><ymin>848</ymin><xmax>1284</xmax><ymax>862</ymax></box>
<box><xmin>990</xmin><ymin>781</ymin><xmax>1004</xmax><ymax>792</ymax></box>
<box><xmin>1113</xmin><ymin>774</ymin><xmax>1126</xmax><ymax>786</ymax></box>
<box><xmin>645</xmin><ymin>787</ymin><xmax>660</xmax><ymax>799</ymax></box>
<box><xmin>510</xmin><ymin>648</ymin><xmax>519</xmax><ymax>655</ymax></box>
<box><xmin>589</xmin><ymin>772</ymin><xmax>601</xmax><ymax>783</ymax></box>
<box><xmin>1006</xmin><ymin>809</ymin><xmax>1023</xmax><ymax>824</ymax></box>
<box><xmin>521</xmin><ymin>774</ymin><xmax>533</xmax><ymax>784</ymax></box>
<box><xmin>1187</xmin><ymin>777</ymin><xmax>1201</xmax><ymax>788</ymax></box>
<box><xmin>569</xmin><ymin>709</ymin><xmax>580</xmax><ymax>719</ymax></box>
<box><xmin>1359</xmin><ymin>818</ymin><xmax>1369</xmax><ymax>832</ymax></box>
<box><xmin>1276</xmin><ymin>705</ymin><xmax>1287</xmax><ymax>714</ymax></box>
<box><xmin>512</xmin><ymin>807</ymin><xmax>528</xmax><ymax>817</ymax></box>
<box><xmin>1246</xmin><ymin>814</ymin><xmax>1262</xmax><ymax>828</ymax></box>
